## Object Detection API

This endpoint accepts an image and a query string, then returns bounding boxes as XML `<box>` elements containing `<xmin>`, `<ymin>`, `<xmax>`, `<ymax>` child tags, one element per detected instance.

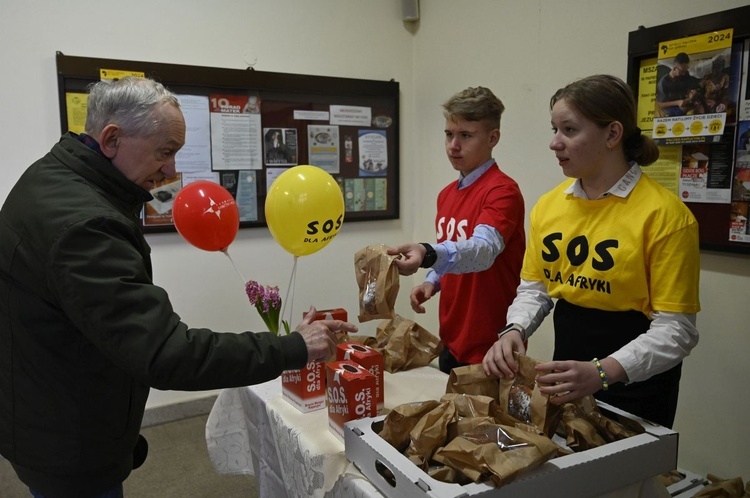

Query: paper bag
<box><xmin>378</xmin><ymin>400</ymin><xmax>440</xmax><ymax>453</ymax></box>
<box><xmin>445</xmin><ymin>363</ymin><xmax>499</xmax><ymax>400</ymax></box>
<box><xmin>693</xmin><ymin>474</ymin><xmax>750</xmax><ymax>497</ymax></box>
<box><xmin>354</xmin><ymin>244</ymin><xmax>399</xmax><ymax>322</ymax></box>
<box><xmin>441</xmin><ymin>392</ymin><xmax>519</xmax><ymax>428</ymax></box>
<box><xmin>558</xmin><ymin>403</ymin><xmax>607</xmax><ymax>451</ymax></box>
<box><xmin>433</xmin><ymin>423</ymin><xmax>559</xmax><ymax>487</ymax></box>
<box><xmin>498</xmin><ymin>352</ymin><xmax>561</xmax><ymax>437</ymax></box>
<box><xmin>405</xmin><ymin>400</ymin><xmax>457</xmax><ymax>465</ymax></box>
<box><xmin>375</xmin><ymin>315</ymin><xmax>443</xmax><ymax>372</ymax></box>
<box><xmin>572</xmin><ymin>395</ymin><xmax>644</xmax><ymax>443</ymax></box>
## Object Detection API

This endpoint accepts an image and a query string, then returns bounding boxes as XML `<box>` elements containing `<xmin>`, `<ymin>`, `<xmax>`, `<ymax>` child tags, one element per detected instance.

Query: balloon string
<box><xmin>281</xmin><ymin>255</ymin><xmax>298</xmax><ymax>328</ymax></box>
<box><xmin>222</xmin><ymin>249</ymin><xmax>247</xmax><ymax>288</ymax></box>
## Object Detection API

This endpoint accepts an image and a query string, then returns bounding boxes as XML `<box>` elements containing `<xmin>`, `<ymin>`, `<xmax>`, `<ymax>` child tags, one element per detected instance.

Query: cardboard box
<box><xmin>313</xmin><ymin>308</ymin><xmax>348</xmax><ymax>321</ymax></box>
<box><xmin>337</xmin><ymin>342</ymin><xmax>384</xmax><ymax>411</ymax></box>
<box><xmin>281</xmin><ymin>308</ymin><xmax>349</xmax><ymax>412</ymax></box>
<box><xmin>282</xmin><ymin>361</ymin><xmax>326</xmax><ymax>412</ymax></box>
<box><xmin>326</xmin><ymin>360</ymin><xmax>377</xmax><ymax>440</ymax></box>
<box><xmin>666</xmin><ymin>469</ymin><xmax>708</xmax><ymax>497</ymax></box>
<box><xmin>344</xmin><ymin>402</ymin><xmax>678</xmax><ymax>498</ymax></box>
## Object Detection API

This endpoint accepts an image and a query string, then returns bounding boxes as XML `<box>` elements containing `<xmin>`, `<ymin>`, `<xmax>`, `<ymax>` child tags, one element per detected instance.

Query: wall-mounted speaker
<box><xmin>402</xmin><ymin>0</ymin><xmax>419</xmax><ymax>22</ymax></box>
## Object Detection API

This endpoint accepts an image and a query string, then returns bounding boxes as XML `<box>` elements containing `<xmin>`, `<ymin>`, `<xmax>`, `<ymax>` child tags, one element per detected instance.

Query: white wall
<box><xmin>2</xmin><ymin>0</ymin><xmax>749</xmax><ymax>481</ymax></box>
<box><xmin>409</xmin><ymin>0</ymin><xmax>750</xmax><ymax>481</ymax></box>
<box><xmin>0</xmin><ymin>0</ymin><xmax>420</xmax><ymax>408</ymax></box>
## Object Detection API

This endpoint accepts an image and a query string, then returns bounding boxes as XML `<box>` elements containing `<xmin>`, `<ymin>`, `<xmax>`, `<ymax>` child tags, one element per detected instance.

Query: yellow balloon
<box><xmin>265</xmin><ymin>165</ymin><xmax>345</xmax><ymax>257</ymax></box>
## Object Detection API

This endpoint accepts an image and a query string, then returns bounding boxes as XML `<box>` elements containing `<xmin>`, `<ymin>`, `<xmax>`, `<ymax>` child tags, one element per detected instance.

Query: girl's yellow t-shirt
<box><xmin>522</xmin><ymin>174</ymin><xmax>700</xmax><ymax>317</ymax></box>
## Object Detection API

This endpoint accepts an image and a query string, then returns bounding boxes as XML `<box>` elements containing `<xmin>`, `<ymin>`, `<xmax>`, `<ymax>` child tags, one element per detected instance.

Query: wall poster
<box><xmin>628</xmin><ymin>5</ymin><xmax>750</xmax><ymax>254</ymax></box>
<box><xmin>55</xmin><ymin>52</ymin><xmax>400</xmax><ymax>233</ymax></box>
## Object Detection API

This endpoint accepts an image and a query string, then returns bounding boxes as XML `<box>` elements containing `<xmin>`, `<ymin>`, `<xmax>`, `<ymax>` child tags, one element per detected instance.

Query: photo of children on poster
<box><xmin>653</xmin><ymin>28</ymin><xmax>737</xmax><ymax>145</ymax></box>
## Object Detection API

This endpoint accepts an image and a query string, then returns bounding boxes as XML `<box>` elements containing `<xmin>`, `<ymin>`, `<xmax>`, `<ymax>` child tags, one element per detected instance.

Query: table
<box><xmin>205</xmin><ymin>366</ymin><xmax>448</xmax><ymax>497</ymax></box>
<box><xmin>205</xmin><ymin>366</ymin><xmax>670</xmax><ymax>498</ymax></box>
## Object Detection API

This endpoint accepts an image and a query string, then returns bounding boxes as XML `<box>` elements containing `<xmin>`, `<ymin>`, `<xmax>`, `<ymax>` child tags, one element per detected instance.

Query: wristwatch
<box><xmin>498</xmin><ymin>323</ymin><xmax>526</xmax><ymax>341</ymax></box>
<box><xmin>419</xmin><ymin>243</ymin><xmax>437</xmax><ymax>268</ymax></box>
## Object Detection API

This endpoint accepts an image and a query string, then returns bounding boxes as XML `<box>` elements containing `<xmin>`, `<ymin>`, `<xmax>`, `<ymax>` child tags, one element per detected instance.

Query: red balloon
<box><xmin>172</xmin><ymin>181</ymin><xmax>240</xmax><ymax>252</ymax></box>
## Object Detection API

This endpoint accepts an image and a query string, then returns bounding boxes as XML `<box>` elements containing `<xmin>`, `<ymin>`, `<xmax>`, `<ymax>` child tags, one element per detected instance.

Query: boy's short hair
<box><xmin>443</xmin><ymin>87</ymin><xmax>504</xmax><ymax>129</ymax></box>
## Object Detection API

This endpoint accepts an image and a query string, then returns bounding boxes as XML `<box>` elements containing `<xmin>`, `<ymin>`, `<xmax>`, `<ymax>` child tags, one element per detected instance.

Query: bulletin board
<box><xmin>626</xmin><ymin>6</ymin><xmax>750</xmax><ymax>255</ymax></box>
<box><xmin>55</xmin><ymin>52</ymin><xmax>400</xmax><ymax>232</ymax></box>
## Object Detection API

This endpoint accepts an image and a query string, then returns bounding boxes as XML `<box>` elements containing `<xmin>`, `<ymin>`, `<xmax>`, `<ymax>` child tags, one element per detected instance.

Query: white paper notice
<box><xmin>308</xmin><ymin>125</ymin><xmax>340</xmax><ymax>174</ymax></box>
<box><xmin>358</xmin><ymin>130</ymin><xmax>387</xmax><ymax>176</ymax></box>
<box><xmin>210</xmin><ymin>94</ymin><xmax>263</xmax><ymax>170</ymax></box>
<box><xmin>294</xmin><ymin>110</ymin><xmax>330</xmax><ymax>121</ymax></box>
<box><xmin>181</xmin><ymin>172</ymin><xmax>221</xmax><ymax>186</ymax></box>
<box><xmin>266</xmin><ymin>167</ymin><xmax>289</xmax><ymax>190</ymax></box>
<box><xmin>175</xmin><ymin>95</ymin><xmax>211</xmax><ymax>173</ymax></box>
<box><xmin>235</xmin><ymin>170</ymin><xmax>259</xmax><ymax>222</ymax></box>
<box><xmin>330</xmin><ymin>105</ymin><xmax>371</xmax><ymax>126</ymax></box>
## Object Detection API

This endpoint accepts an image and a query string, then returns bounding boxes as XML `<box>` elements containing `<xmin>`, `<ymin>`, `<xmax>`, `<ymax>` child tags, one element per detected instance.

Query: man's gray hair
<box><xmin>84</xmin><ymin>76</ymin><xmax>180</xmax><ymax>137</ymax></box>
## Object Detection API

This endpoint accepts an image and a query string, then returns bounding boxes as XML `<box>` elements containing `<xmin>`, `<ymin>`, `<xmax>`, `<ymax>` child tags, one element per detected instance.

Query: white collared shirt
<box><xmin>507</xmin><ymin>165</ymin><xmax>699</xmax><ymax>384</ymax></box>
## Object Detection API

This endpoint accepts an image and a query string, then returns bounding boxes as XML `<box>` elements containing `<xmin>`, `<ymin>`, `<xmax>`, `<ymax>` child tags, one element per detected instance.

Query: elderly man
<box><xmin>0</xmin><ymin>77</ymin><xmax>357</xmax><ymax>498</ymax></box>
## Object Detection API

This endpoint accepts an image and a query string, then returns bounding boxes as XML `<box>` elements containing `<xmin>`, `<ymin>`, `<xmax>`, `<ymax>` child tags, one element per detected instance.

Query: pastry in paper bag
<box><xmin>432</xmin><ymin>423</ymin><xmax>558</xmax><ymax>487</ymax></box>
<box><xmin>561</xmin><ymin>394</ymin><xmax>644</xmax><ymax>447</ymax></box>
<box><xmin>374</xmin><ymin>315</ymin><xmax>443</xmax><ymax>372</ymax></box>
<box><xmin>557</xmin><ymin>402</ymin><xmax>607</xmax><ymax>452</ymax></box>
<box><xmin>440</xmin><ymin>393</ymin><xmax>518</xmax><ymax>440</ymax></box>
<box><xmin>692</xmin><ymin>474</ymin><xmax>750</xmax><ymax>497</ymax></box>
<box><xmin>405</xmin><ymin>400</ymin><xmax>457</xmax><ymax>466</ymax></box>
<box><xmin>441</xmin><ymin>393</ymin><xmax>497</xmax><ymax>418</ymax></box>
<box><xmin>354</xmin><ymin>244</ymin><xmax>399</xmax><ymax>322</ymax></box>
<box><xmin>378</xmin><ymin>400</ymin><xmax>440</xmax><ymax>453</ymax></box>
<box><xmin>498</xmin><ymin>352</ymin><xmax>562</xmax><ymax>437</ymax></box>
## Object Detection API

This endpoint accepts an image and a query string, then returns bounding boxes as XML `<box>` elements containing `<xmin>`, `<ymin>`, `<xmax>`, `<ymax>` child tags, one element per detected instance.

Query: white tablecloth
<box><xmin>205</xmin><ymin>365</ymin><xmax>670</xmax><ymax>498</ymax></box>
<box><xmin>205</xmin><ymin>366</ymin><xmax>448</xmax><ymax>497</ymax></box>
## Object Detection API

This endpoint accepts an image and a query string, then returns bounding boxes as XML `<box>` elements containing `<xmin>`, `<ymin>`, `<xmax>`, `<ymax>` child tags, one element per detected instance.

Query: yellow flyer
<box><xmin>643</xmin><ymin>145</ymin><xmax>681</xmax><ymax>196</ymax></box>
<box><xmin>652</xmin><ymin>28</ymin><xmax>733</xmax><ymax>145</ymax></box>
<box><xmin>99</xmin><ymin>68</ymin><xmax>145</xmax><ymax>81</ymax></box>
<box><xmin>636</xmin><ymin>58</ymin><xmax>658</xmax><ymax>132</ymax></box>
<box><xmin>65</xmin><ymin>92</ymin><xmax>88</xmax><ymax>134</ymax></box>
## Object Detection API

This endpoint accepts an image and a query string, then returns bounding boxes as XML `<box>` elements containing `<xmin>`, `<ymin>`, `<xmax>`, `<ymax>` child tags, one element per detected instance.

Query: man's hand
<box><xmin>294</xmin><ymin>307</ymin><xmax>359</xmax><ymax>362</ymax></box>
<box><xmin>387</xmin><ymin>243</ymin><xmax>426</xmax><ymax>276</ymax></box>
<box><xmin>409</xmin><ymin>282</ymin><xmax>435</xmax><ymax>313</ymax></box>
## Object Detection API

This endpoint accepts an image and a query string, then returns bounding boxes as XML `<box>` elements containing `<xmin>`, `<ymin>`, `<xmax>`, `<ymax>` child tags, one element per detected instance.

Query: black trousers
<box><xmin>553</xmin><ymin>299</ymin><xmax>682</xmax><ymax>428</ymax></box>
<box><xmin>438</xmin><ymin>348</ymin><xmax>469</xmax><ymax>375</ymax></box>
